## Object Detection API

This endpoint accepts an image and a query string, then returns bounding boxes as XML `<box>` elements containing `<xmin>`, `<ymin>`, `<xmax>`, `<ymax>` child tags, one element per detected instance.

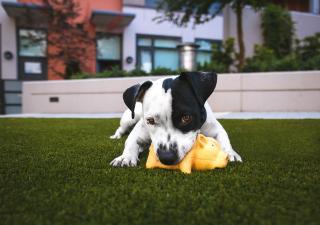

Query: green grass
<box><xmin>0</xmin><ymin>119</ymin><xmax>319</xmax><ymax>225</ymax></box>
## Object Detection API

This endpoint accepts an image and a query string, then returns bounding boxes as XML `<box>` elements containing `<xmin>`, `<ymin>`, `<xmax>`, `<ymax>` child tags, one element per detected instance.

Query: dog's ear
<box><xmin>123</xmin><ymin>81</ymin><xmax>153</xmax><ymax>119</ymax></box>
<box><xmin>179</xmin><ymin>71</ymin><xmax>217</xmax><ymax>106</ymax></box>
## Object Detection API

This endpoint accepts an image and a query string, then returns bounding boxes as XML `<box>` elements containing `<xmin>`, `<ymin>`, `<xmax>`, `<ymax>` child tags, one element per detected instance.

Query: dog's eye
<box><xmin>181</xmin><ymin>115</ymin><xmax>192</xmax><ymax>125</ymax></box>
<box><xmin>146</xmin><ymin>117</ymin><xmax>156</xmax><ymax>125</ymax></box>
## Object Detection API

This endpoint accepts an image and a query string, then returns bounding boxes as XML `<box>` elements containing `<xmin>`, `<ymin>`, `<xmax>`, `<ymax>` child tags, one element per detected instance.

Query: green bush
<box><xmin>198</xmin><ymin>38</ymin><xmax>237</xmax><ymax>73</ymax></box>
<box><xmin>243</xmin><ymin>33</ymin><xmax>320</xmax><ymax>72</ymax></box>
<box><xmin>294</xmin><ymin>33</ymin><xmax>320</xmax><ymax>70</ymax></box>
<box><xmin>261</xmin><ymin>4</ymin><xmax>295</xmax><ymax>57</ymax></box>
<box><xmin>150</xmin><ymin>67</ymin><xmax>179</xmax><ymax>76</ymax></box>
<box><xmin>242</xmin><ymin>45</ymin><xmax>277</xmax><ymax>72</ymax></box>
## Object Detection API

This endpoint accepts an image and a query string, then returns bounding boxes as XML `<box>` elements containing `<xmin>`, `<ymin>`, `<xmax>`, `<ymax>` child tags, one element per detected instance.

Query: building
<box><xmin>0</xmin><ymin>0</ymin><xmax>223</xmax><ymax>114</ymax></box>
<box><xmin>0</xmin><ymin>0</ymin><xmax>319</xmax><ymax>114</ymax></box>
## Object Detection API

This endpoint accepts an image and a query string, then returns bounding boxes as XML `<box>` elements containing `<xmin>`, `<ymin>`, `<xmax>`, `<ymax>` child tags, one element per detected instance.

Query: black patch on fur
<box><xmin>170</xmin><ymin>71</ymin><xmax>217</xmax><ymax>133</ymax></box>
<box><xmin>162</xmin><ymin>78</ymin><xmax>173</xmax><ymax>93</ymax></box>
<box><xmin>123</xmin><ymin>81</ymin><xmax>153</xmax><ymax>118</ymax></box>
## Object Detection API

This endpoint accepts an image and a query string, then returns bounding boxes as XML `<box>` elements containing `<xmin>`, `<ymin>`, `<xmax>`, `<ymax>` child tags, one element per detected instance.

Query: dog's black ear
<box><xmin>179</xmin><ymin>71</ymin><xmax>217</xmax><ymax>106</ymax></box>
<box><xmin>123</xmin><ymin>81</ymin><xmax>153</xmax><ymax>119</ymax></box>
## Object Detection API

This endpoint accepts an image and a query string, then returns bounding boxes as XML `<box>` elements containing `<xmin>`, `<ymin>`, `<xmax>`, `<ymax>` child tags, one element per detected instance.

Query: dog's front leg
<box><xmin>110</xmin><ymin>119</ymin><xmax>150</xmax><ymax>167</ymax></box>
<box><xmin>202</xmin><ymin>118</ymin><xmax>242</xmax><ymax>162</ymax></box>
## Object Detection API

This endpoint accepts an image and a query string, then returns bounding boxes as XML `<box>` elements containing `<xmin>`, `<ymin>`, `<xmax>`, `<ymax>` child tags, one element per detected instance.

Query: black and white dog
<box><xmin>110</xmin><ymin>71</ymin><xmax>242</xmax><ymax>167</ymax></box>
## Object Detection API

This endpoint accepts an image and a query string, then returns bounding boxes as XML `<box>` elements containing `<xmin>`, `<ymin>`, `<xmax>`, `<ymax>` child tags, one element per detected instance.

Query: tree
<box><xmin>156</xmin><ymin>0</ymin><xmax>266</xmax><ymax>71</ymax></box>
<box><xmin>20</xmin><ymin>0</ymin><xmax>96</xmax><ymax>79</ymax></box>
<box><xmin>261</xmin><ymin>4</ymin><xmax>295</xmax><ymax>57</ymax></box>
<box><xmin>43</xmin><ymin>0</ymin><xmax>96</xmax><ymax>79</ymax></box>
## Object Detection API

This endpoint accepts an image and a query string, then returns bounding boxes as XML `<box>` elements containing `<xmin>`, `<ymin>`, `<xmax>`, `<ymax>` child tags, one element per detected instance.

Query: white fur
<box><xmin>110</xmin><ymin>78</ymin><xmax>242</xmax><ymax>167</ymax></box>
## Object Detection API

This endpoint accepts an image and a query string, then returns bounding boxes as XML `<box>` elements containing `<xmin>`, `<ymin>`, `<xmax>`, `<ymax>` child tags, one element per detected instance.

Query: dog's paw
<box><xmin>109</xmin><ymin>134</ymin><xmax>121</xmax><ymax>139</ymax></box>
<box><xmin>110</xmin><ymin>155</ymin><xmax>138</xmax><ymax>167</ymax></box>
<box><xmin>227</xmin><ymin>150</ymin><xmax>242</xmax><ymax>162</ymax></box>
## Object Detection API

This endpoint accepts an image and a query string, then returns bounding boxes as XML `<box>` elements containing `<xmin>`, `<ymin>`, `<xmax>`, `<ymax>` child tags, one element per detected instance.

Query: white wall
<box><xmin>23</xmin><ymin>71</ymin><xmax>320</xmax><ymax>114</ymax></box>
<box><xmin>291</xmin><ymin>11</ymin><xmax>320</xmax><ymax>40</ymax></box>
<box><xmin>224</xmin><ymin>6</ymin><xmax>320</xmax><ymax>57</ymax></box>
<box><xmin>122</xmin><ymin>6</ymin><xmax>223</xmax><ymax>71</ymax></box>
<box><xmin>0</xmin><ymin>0</ymin><xmax>17</xmax><ymax>80</ymax></box>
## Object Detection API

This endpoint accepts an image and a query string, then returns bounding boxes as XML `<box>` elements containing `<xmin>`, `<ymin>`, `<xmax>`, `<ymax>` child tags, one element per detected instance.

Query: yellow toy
<box><xmin>146</xmin><ymin>134</ymin><xmax>228</xmax><ymax>174</ymax></box>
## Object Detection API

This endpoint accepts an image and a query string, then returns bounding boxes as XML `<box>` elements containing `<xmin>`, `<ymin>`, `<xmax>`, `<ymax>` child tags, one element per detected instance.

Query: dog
<box><xmin>110</xmin><ymin>71</ymin><xmax>242</xmax><ymax>167</ymax></box>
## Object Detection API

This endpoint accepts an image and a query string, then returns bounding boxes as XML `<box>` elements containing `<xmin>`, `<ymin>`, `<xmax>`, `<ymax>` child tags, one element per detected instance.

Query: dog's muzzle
<box><xmin>157</xmin><ymin>143</ymin><xmax>179</xmax><ymax>165</ymax></box>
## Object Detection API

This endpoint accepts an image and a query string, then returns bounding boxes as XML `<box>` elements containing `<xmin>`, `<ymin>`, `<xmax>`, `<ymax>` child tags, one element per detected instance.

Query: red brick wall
<box><xmin>18</xmin><ymin>0</ymin><xmax>123</xmax><ymax>80</ymax></box>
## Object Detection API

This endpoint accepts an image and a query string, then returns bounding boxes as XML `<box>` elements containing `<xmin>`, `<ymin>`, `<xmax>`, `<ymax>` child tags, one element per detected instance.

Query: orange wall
<box><xmin>19</xmin><ymin>0</ymin><xmax>122</xmax><ymax>12</ymax></box>
<box><xmin>90</xmin><ymin>0</ymin><xmax>122</xmax><ymax>12</ymax></box>
<box><xmin>18</xmin><ymin>0</ymin><xmax>123</xmax><ymax>80</ymax></box>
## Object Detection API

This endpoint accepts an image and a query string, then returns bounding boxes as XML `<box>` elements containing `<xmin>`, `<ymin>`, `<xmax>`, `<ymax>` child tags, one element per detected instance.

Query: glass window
<box><xmin>145</xmin><ymin>0</ymin><xmax>160</xmax><ymax>8</ymax></box>
<box><xmin>195</xmin><ymin>39</ymin><xmax>222</xmax><ymax>65</ymax></box>
<box><xmin>19</xmin><ymin>29</ymin><xmax>47</xmax><ymax>57</ymax></box>
<box><xmin>97</xmin><ymin>35</ymin><xmax>121</xmax><ymax>60</ymax></box>
<box><xmin>139</xmin><ymin>50</ymin><xmax>152</xmax><ymax>73</ymax></box>
<box><xmin>209</xmin><ymin>3</ymin><xmax>222</xmax><ymax>15</ymax></box>
<box><xmin>154</xmin><ymin>50</ymin><xmax>179</xmax><ymax>70</ymax></box>
<box><xmin>196</xmin><ymin>40</ymin><xmax>213</xmax><ymax>51</ymax></box>
<box><xmin>197</xmin><ymin>52</ymin><xmax>212</xmax><ymax>65</ymax></box>
<box><xmin>138</xmin><ymin>38</ymin><xmax>152</xmax><ymax>47</ymax></box>
<box><xmin>154</xmin><ymin>39</ymin><xmax>180</xmax><ymax>48</ymax></box>
<box><xmin>137</xmin><ymin>36</ymin><xmax>180</xmax><ymax>73</ymax></box>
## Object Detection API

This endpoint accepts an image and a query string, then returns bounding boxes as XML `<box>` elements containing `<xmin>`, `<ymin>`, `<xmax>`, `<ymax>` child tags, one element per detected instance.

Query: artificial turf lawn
<box><xmin>0</xmin><ymin>119</ymin><xmax>319</xmax><ymax>225</ymax></box>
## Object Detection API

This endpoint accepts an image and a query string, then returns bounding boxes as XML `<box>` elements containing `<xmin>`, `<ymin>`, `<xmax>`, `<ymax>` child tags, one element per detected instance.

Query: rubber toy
<box><xmin>146</xmin><ymin>134</ymin><xmax>228</xmax><ymax>174</ymax></box>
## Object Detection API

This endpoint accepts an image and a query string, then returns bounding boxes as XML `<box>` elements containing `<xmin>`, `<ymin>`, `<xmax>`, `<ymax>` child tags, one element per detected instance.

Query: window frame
<box><xmin>95</xmin><ymin>33</ymin><xmax>123</xmax><ymax>72</ymax></box>
<box><xmin>16</xmin><ymin>27</ymin><xmax>48</xmax><ymax>80</ymax></box>
<box><xmin>17</xmin><ymin>28</ymin><xmax>47</xmax><ymax>58</ymax></box>
<box><xmin>136</xmin><ymin>34</ymin><xmax>181</xmax><ymax>72</ymax></box>
<box><xmin>195</xmin><ymin>38</ymin><xmax>222</xmax><ymax>66</ymax></box>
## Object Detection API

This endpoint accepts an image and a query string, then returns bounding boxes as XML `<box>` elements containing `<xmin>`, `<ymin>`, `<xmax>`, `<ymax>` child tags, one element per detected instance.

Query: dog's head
<box><xmin>123</xmin><ymin>71</ymin><xmax>217</xmax><ymax>165</ymax></box>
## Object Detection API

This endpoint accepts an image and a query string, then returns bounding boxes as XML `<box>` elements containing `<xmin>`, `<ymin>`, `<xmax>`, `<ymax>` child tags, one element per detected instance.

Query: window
<box><xmin>196</xmin><ymin>39</ymin><xmax>222</xmax><ymax>66</ymax></box>
<box><xmin>96</xmin><ymin>34</ymin><xmax>121</xmax><ymax>72</ymax></box>
<box><xmin>19</xmin><ymin>29</ymin><xmax>47</xmax><ymax>57</ymax></box>
<box><xmin>145</xmin><ymin>0</ymin><xmax>160</xmax><ymax>8</ymax></box>
<box><xmin>209</xmin><ymin>3</ymin><xmax>223</xmax><ymax>15</ymax></box>
<box><xmin>18</xmin><ymin>29</ymin><xmax>47</xmax><ymax>80</ymax></box>
<box><xmin>137</xmin><ymin>35</ymin><xmax>180</xmax><ymax>73</ymax></box>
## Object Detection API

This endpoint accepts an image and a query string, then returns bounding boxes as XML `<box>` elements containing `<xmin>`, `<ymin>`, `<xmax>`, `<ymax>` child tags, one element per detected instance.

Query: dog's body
<box><xmin>110</xmin><ymin>72</ymin><xmax>242</xmax><ymax>167</ymax></box>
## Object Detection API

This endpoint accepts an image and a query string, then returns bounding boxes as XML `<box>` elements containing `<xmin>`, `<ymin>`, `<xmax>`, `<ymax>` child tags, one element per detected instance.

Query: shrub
<box><xmin>261</xmin><ymin>4</ymin><xmax>295</xmax><ymax>57</ymax></box>
<box><xmin>295</xmin><ymin>33</ymin><xmax>320</xmax><ymax>61</ymax></box>
<box><xmin>150</xmin><ymin>67</ymin><xmax>178</xmax><ymax>76</ymax></box>
<box><xmin>242</xmin><ymin>45</ymin><xmax>277</xmax><ymax>72</ymax></box>
<box><xmin>198</xmin><ymin>38</ymin><xmax>237</xmax><ymax>73</ymax></box>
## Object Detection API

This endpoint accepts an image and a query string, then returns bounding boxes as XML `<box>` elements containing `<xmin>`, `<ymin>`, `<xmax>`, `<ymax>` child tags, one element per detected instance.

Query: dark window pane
<box><xmin>209</xmin><ymin>3</ymin><xmax>222</xmax><ymax>15</ymax></box>
<box><xmin>97</xmin><ymin>35</ymin><xmax>121</xmax><ymax>60</ymax></box>
<box><xmin>195</xmin><ymin>40</ymin><xmax>212</xmax><ymax>51</ymax></box>
<box><xmin>197</xmin><ymin>52</ymin><xmax>212</xmax><ymax>65</ymax></box>
<box><xmin>97</xmin><ymin>60</ymin><xmax>121</xmax><ymax>72</ymax></box>
<box><xmin>145</xmin><ymin>0</ymin><xmax>160</xmax><ymax>7</ymax></box>
<box><xmin>154</xmin><ymin>39</ymin><xmax>179</xmax><ymax>48</ymax></box>
<box><xmin>138</xmin><ymin>37</ymin><xmax>152</xmax><ymax>47</ymax></box>
<box><xmin>19</xmin><ymin>29</ymin><xmax>47</xmax><ymax>57</ymax></box>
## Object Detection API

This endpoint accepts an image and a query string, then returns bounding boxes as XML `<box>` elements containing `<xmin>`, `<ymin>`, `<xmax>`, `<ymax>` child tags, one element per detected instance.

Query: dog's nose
<box><xmin>157</xmin><ymin>149</ymin><xmax>178</xmax><ymax>165</ymax></box>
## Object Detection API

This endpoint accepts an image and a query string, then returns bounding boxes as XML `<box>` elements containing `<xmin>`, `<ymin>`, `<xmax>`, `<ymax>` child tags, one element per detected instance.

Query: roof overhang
<box><xmin>91</xmin><ymin>10</ymin><xmax>135</xmax><ymax>32</ymax></box>
<box><xmin>2</xmin><ymin>1</ymin><xmax>49</xmax><ymax>27</ymax></box>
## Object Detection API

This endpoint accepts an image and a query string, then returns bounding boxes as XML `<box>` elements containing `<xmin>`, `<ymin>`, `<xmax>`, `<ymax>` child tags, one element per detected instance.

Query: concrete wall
<box><xmin>23</xmin><ymin>71</ymin><xmax>320</xmax><ymax>113</ymax></box>
<box><xmin>0</xmin><ymin>0</ymin><xmax>17</xmax><ymax>80</ymax></box>
<box><xmin>122</xmin><ymin>6</ymin><xmax>223</xmax><ymax>71</ymax></box>
<box><xmin>291</xmin><ymin>11</ymin><xmax>320</xmax><ymax>39</ymax></box>
<box><xmin>224</xmin><ymin>6</ymin><xmax>320</xmax><ymax>57</ymax></box>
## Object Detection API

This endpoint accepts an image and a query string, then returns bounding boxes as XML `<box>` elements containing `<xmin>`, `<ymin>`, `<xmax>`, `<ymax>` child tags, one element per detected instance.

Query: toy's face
<box><xmin>142</xmin><ymin>74</ymin><xmax>210</xmax><ymax>165</ymax></box>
